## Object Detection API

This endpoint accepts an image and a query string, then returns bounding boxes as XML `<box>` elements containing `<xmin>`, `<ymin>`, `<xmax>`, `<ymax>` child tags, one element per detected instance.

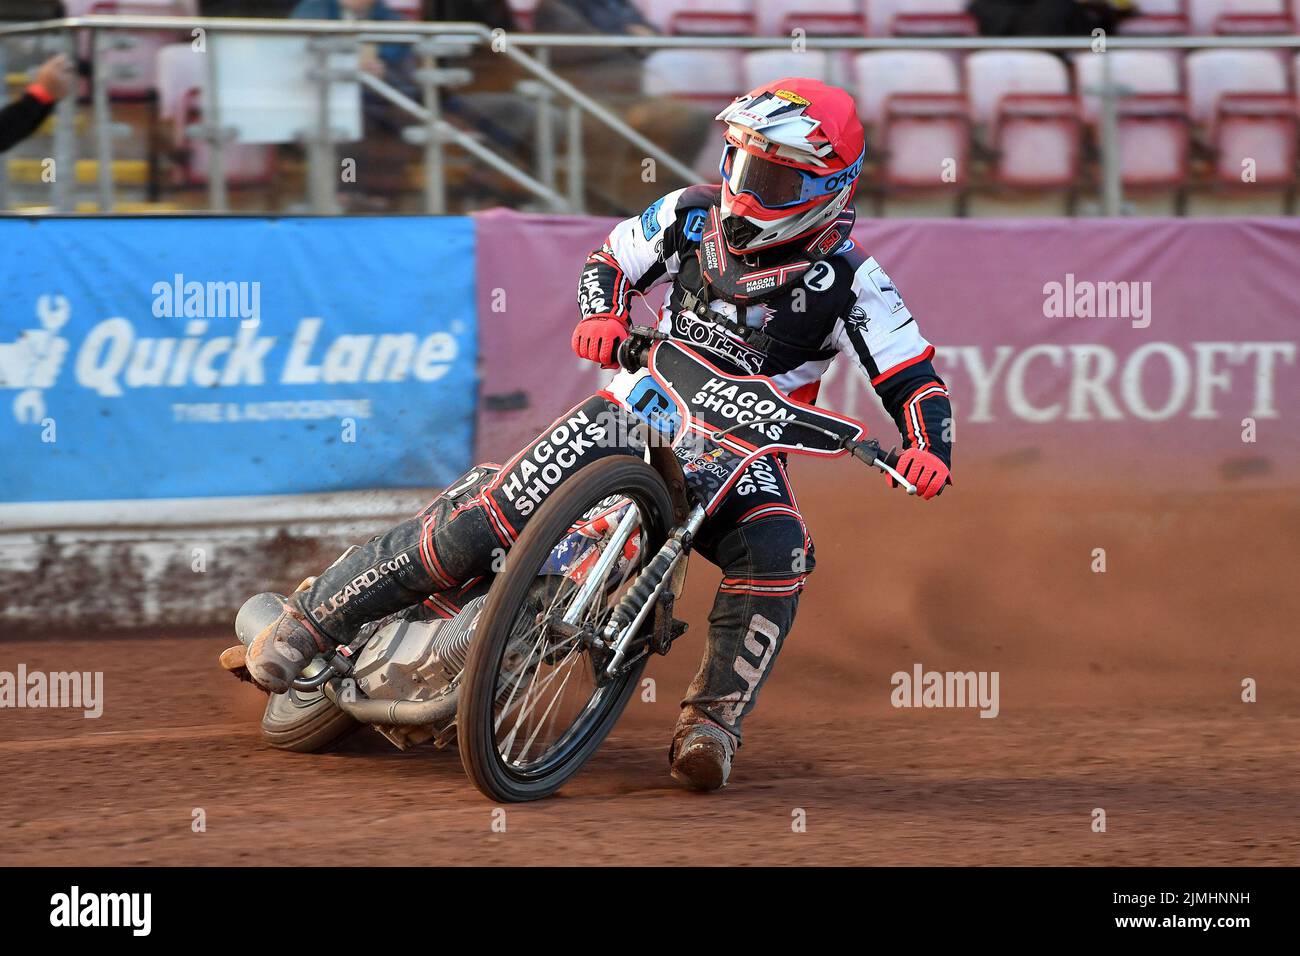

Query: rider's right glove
<box><xmin>571</xmin><ymin>314</ymin><xmax>628</xmax><ymax>369</ymax></box>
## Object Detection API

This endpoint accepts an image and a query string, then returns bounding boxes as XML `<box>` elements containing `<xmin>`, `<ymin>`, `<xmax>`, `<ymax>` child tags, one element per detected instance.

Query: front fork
<box><xmin>557</xmin><ymin>502</ymin><xmax>707</xmax><ymax>680</ymax></box>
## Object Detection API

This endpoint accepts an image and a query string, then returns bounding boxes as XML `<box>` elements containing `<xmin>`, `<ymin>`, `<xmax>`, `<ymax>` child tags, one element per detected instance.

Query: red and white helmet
<box><xmin>716</xmin><ymin>77</ymin><xmax>866</xmax><ymax>255</ymax></box>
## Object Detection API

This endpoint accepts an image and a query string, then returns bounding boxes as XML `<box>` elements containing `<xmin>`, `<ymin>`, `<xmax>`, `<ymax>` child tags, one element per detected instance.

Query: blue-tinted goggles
<box><xmin>720</xmin><ymin>144</ymin><xmax>865</xmax><ymax>210</ymax></box>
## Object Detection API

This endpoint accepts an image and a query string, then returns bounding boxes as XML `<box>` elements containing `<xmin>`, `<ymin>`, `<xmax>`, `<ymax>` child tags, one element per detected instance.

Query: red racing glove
<box><xmin>572</xmin><ymin>315</ymin><xmax>628</xmax><ymax>369</ymax></box>
<box><xmin>892</xmin><ymin>448</ymin><xmax>951</xmax><ymax>500</ymax></box>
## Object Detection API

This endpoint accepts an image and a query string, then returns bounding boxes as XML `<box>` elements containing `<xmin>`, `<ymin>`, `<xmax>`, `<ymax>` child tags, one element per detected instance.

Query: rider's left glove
<box><xmin>572</xmin><ymin>314</ymin><xmax>628</xmax><ymax>369</ymax></box>
<box><xmin>892</xmin><ymin>448</ymin><xmax>950</xmax><ymax>500</ymax></box>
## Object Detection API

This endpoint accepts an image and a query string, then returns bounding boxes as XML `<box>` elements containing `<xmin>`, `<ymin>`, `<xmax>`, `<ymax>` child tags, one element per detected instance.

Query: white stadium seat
<box><xmin>965</xmin><ymin>50</ymin><xmax>1070</xmax><ymax>127</ymax></box>
<box><xmin>741</xmin><ymin>50</ymin><xmax>832</xmax><ymax>89</ymax></box>
<box><xmin>1185</xmin><ymin>49</ymin><xmax>1289</xmax><ymax>124</ymax></box>
<box><xmin>852</xmin><ymin>50</ymin><xmax>962</xmax><ymax>127</ymax></box>
<box><xmin>1073</xmin><ymin>50</ymin><xmax>1182</xmax><ymax>123</ymax></box>
<box><xmin>641</xmin><ymin>48</ymin><xmax>743</xmax><ymax>112</ymax></box>
<box><xmin>1075</xmin><ymin>52</ymin><xmax>1190</xmax><ymax>188</ymax></box>
<box><xmin>1186</xmin><ymin>49</ymin><xmax>1296</xmax><ymax>185</ymax></box>
<box><xmin>966</xmin><ymin>51</ymin><xmax>1081</xmax><ymax>188</ymax></box>
<box><xmin>855</xmin><ymin>52</ymin><xmax>968</xmax><ymax>189</ymax></box>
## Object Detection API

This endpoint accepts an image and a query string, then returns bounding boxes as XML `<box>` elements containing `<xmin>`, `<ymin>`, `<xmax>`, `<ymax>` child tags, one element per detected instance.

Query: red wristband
<box><xmin>26</xmin><ymin>83</ymin><xmax>55</xmax><ymax>105</ymax></box>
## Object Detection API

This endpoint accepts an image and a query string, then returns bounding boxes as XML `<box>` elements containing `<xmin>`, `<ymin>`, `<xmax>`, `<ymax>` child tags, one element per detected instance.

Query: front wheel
<box><xmin>458</xmin><ymin>455</ymin><xmax>675</xmax><ymax>802</ymax></box>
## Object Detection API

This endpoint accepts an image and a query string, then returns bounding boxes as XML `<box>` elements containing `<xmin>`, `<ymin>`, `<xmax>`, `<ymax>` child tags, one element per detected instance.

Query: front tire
<box><xmin>458</xmin><ymin>455</ymin><xmax>675</xmax><ymax>802</ymax></box>
<box><xmin>260</xmin><ymin>678</ymin><xmax>358</xmax><ymax>753</ymax></box>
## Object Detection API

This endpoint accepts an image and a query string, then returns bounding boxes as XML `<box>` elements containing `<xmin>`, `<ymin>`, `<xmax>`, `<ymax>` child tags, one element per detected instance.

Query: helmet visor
<box><xmin>722</xmin><ymin>146</ymin><xmax>809</xmax><ymax>210</ymax></box>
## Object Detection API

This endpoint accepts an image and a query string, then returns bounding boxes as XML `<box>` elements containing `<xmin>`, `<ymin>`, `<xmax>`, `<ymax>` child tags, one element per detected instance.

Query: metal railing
<box><xmin>1</xmin><ymin>15</ymin><xmax>1298</xmax><ymax>216</ymax></box>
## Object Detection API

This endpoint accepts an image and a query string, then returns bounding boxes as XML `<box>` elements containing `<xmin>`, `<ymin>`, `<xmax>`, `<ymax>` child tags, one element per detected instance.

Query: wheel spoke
<box><xmin>491</xmin><ymin>500</ymin><xmax>646</xmax><ymax>772</ymax></box>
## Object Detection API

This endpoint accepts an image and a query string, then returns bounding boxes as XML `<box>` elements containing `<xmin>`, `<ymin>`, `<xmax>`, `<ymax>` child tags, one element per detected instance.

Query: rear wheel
<box><xmin>458</xmin><ymin>455</ymin><xmax>675</xmax><ymax>802</ymax></box>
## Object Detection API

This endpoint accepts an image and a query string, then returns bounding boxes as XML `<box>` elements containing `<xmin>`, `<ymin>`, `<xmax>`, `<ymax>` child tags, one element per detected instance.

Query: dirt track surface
<box><xmin>3</xmin><ymin>471</ymin><xmax>1298</xmax><ymax>866</ymax></box>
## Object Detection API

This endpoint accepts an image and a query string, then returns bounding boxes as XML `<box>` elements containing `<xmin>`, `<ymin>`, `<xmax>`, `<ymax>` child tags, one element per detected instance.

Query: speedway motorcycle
<box><xmin>233</xmin><ymin>327</ymin><xmax>915</xmax><ymax>802</ymax></box>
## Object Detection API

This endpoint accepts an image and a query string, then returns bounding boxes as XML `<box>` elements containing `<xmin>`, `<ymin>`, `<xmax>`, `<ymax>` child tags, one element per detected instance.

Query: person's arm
<box><xmin>0</xmin><ymin>90</ymin><xmax>53</xmax><ymax>153</ymax></box>
<box><xmin>289</xmin><ymin>0</ymin><xmax>332</xmax><ymax>17</ymax></box>
<box><xmin>831</xmin><ymin>256</ymin><xmax>954</xmax><ymax>499</ymax></box>
<box><xmin>0</xmin><ymin>55</ymin><xmax>71</xmax><ymax>154</ymax></box>
<box><xmin>573</xmin><ymin>185</ymin><xmax>715</xmax><ymax>366</ymax></box>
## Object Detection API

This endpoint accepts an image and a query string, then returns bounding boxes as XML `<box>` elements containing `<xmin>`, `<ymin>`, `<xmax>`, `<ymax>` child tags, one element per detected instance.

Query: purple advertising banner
<box><xmin>474</xmin><ymin>210</ymin><xmax>1299</xmax><ymax>487</ymax></box>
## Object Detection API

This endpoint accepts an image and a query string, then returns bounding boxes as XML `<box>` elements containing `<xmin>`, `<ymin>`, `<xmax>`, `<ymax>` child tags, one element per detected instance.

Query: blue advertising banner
<box><xmin>0</xmin><ymin>217</ymin><xmax>477</xmax><ymax>502</ymax></box>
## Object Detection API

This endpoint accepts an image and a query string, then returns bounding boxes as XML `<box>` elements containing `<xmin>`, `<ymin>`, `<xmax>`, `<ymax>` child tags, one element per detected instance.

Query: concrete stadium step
<box><xmin>9</xmin><ymin>200</ymin><xmax>181</xmax><ymax>214</ymax></box>
<box><xmin>6</xmin><ymin>157</ymin><xmax>149</xmax><ymax>186</ymax></box>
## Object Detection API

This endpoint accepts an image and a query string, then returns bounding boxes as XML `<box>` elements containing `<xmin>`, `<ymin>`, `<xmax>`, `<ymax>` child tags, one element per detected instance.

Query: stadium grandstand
<box><xmin>0</xmin><ymin>1</ymin><xmax>1297</xmax><ymax>218</ymax></box>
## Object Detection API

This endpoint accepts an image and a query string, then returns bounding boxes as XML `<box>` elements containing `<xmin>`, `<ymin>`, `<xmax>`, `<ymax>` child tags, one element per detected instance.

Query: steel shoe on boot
<box><xmin>245</xmin><ymin>598</ymin><xmax>333</xmax><ymax>694</ymax></box>
<box><xmin>218</xmin><ymin>643</ymin><xmax>256</xmax><ymax>685</ymax></box>
<box><xmin>669</xmin><ymin>721</ymin><xmax>735</xmax><ymax>791</ymax></box>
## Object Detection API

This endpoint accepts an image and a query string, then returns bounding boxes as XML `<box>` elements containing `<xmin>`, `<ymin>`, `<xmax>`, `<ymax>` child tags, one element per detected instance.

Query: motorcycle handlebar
<box><xmin>617</xmin><ymin>327</ymin><xmax>916</xmax><ymax>494</ymax></box>
<box><xmin>618</xmin><ymin>325</ymin><xmax>668</xmax><ymax>371</ymax></box>
<box><xmin>847</xmin><ymin>439</ymin><xmax>915</xmax><ymax>495</ymax></box>
<box><xmin>848</xmin><ymin>439</ymin><xmax>900</xmax><ymax>471</ymax></box>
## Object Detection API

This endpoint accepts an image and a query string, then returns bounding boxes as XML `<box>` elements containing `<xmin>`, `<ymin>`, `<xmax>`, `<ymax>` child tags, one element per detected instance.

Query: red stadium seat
<box><xmin>1074</xmin><ymin>51</ymin><xmax>1190</xmax><ymax>188</ymax></box>
<box><xmin>635</xmin><ymin>0</ymin><xmax>757</xmax><ymax>34</ymax></box>
<box><xmin>1186</xmin><ymin>49</ymin><xmax>1295</xmax><ymax>189</ymax></box>
<box><xmin>385</xmin><ymin>0</ymin><xmax>422</xmax><ymax>19</ymax></box>
<box><xmin>507</xmin><ymin>0</ymin><xmax>538</xmax><ymax>31</ymax></box>
<box><xmin>1188</xmin><ymin>0</ymin><xmax>1297</xmax><ymax>33</ymax></box>
<box><xmin>967</xmin><ymin>52</ymin><xmax>1081</xmax><ymax>190</ymax></box>
<box><xmin>1213</xmin><ymin>93</ymin><xmax>1298</xmax><ymax>184</ymax></box>
<box><xmin>868</xmin><ymin>0</ymin><xmax>979</xmax><ymax>37</ymax></box>
<box><xmin>755</xmin><ymin>1</ymin><xmax>868</xmax><ymax>37</ymax></box>
<box><xmin>670</xmin><ymin>0</ymin><xmax>757</xmax><ymax>35</ymax></box>
<box><xmin>855</xmin><ymin>52</ymin><xmax>968</xmax><ymax>194</ymax></box>
<box><xmin>1113</xmin><ymin>94</ymin><xmax>1193</xmax><ymax>188</ymax></box>
<box><xmin>994</xmin><ymin>94</ymin><xmax>1084</xmax><ymax>188</ymax></box>
<box><xmin>881</xmin><ymin>94</ymin><xmax>971</xmax><ymax>188</ymax></box>
<box><xmin>1119</xmin><ymin>0</ymin><xmax>1191</xmax><ymax>35</ymax></box>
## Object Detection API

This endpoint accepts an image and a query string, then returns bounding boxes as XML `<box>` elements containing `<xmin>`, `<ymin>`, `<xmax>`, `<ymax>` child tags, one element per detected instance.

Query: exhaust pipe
<box><xmin>322</xmin><ymin>681</ymin><xmax>459</xmax><ymax>726</ymax></box>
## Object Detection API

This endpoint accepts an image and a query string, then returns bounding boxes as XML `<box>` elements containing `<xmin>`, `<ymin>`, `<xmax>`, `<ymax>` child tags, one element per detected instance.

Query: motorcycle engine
<box><xmin>350</xmin><ymin>594</ymin><xmax>488</xmax><ymax>750</ymax></box>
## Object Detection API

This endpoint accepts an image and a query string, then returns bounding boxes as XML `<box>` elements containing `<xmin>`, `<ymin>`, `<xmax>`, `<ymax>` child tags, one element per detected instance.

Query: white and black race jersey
<box><xmin>578</xmin><ymin>184</ymin><xmax>954</xmax><ymax>466</ymax></box>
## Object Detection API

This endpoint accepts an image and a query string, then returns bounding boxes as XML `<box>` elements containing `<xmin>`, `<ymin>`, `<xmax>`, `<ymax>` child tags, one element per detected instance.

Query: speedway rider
<box><xmin>222</xmin><ymin>78</ymin><xmax>954</xmax><ymax>792</ymax></box>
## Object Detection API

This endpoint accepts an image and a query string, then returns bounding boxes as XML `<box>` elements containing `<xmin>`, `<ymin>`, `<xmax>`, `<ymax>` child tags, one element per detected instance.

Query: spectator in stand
<box><xmin>0</xmin><ymin>54</ymin><xmax>72</xmax><ymax>153</ymax></box>
<box><xmin>422</xmin><ymin>0</ymin><xmax>515</xmax><ymax>29</ymax></box>
<box><xmin>533</xmin><ymin>0</ymin><xmax>658</xmax><ymax>86</ymax></box>
<box><xmin>968</xmin><ymin>0</ymin><xmax>1136</xmax><ymax>35</ymax></box>
<box><xmin>290</xmin><ymin>0</ymin><xmax>408</xmax><ymax>76</ymax></box>
<box><xmin>197</xmin><ymin>1</ymin><xmax>299</xmax><ymax>14</ymax></box>
<box><xmin>534</xmin><ymin>0</ymin><xmax>659</xmax><ymax>35</ymax></box>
